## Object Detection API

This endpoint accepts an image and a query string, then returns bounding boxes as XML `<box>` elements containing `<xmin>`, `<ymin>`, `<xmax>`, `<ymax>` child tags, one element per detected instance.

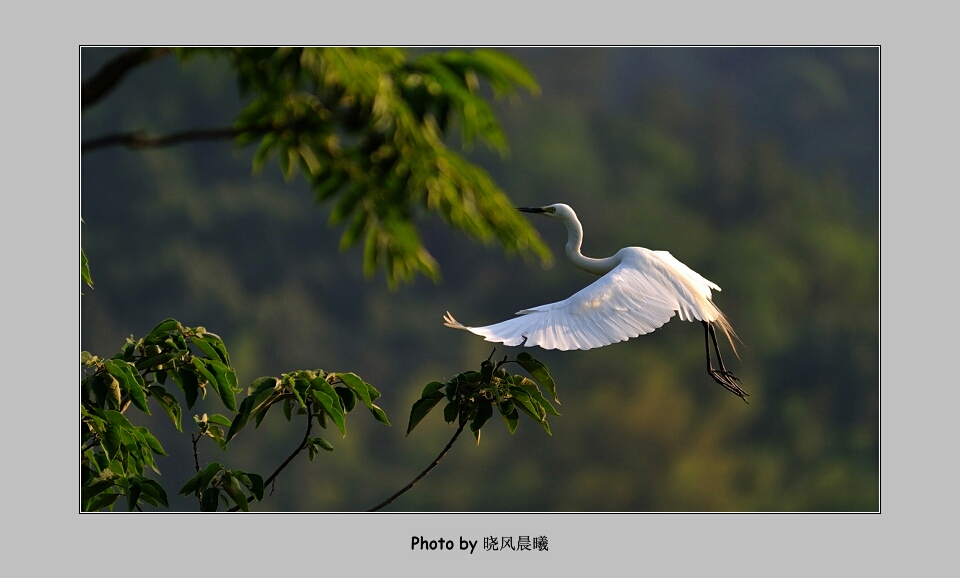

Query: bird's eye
<box><xmin>547</xmin><ymin>207</ymin><xmax>557</xmax><ymax>213</ymax></box>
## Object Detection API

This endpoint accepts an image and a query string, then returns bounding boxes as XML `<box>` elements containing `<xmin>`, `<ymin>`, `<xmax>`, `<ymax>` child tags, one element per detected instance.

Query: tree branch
<box><xmin>264</xmin><ymin>402</ymin><xmax>314</xmax><ymax>489</ymax></box>
<box><xmin>81</xmin><ymin>126</ymin><xmax>245</xmax><ymax>154</ymax></box>
<box><xmin>191</xmin><ymin>433</ymin><xmax>202</xmax><ymax>508</ymax></box>
<box><xmin>367</xmin><ymin>420</ymin><xmax>467</xmax><ymax>512</ymax></box>
<box><xmin>227</xmin><ymin>401</ymin><xmax>315</xmax><ymax>512</ymax></box>
<box><xmin>82</xmin><ymin>47</ymin><xmax>173</xmax><ymax>110</ymax></box>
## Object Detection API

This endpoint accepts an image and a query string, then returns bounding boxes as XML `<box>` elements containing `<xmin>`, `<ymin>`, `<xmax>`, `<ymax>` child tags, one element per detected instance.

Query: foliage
<box><xmin>81</xmin><ymin>316</ymin><xmax>561</xmax><ymax>512</ymax></box>
<box><xmin>172</xmin><ymin>47</ymin><xmax>550</xmax><ymax>286</ymax></box>
<box><xmin>408</xmin><ymin>351</ymin><xmax>559</xmax><ymax>443</ymax></box>
<box><xmin>83</xmin><ymin>47</ymin><xmax>878</xmax><ymax>511</ymax></box>
<box><xmin>81</xmin><ymin>47</ymin><xmax>560</xmax><ymax>512</ymax></box>
<box><xmin>80</xmin><ymin>318</ymin><xmax>389</xmax><ymax>511</ymax></box>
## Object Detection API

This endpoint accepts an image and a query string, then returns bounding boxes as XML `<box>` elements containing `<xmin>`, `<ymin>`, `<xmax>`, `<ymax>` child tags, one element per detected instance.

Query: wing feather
<box><xmin>445</xmin><ymin>247</ymin><xmax>731</xmax><ymax>351</ymax></box>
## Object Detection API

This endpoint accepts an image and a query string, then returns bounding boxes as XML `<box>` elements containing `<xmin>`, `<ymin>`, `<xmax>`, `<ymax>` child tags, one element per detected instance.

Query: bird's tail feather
<box><xmin>443</xmin><ymin>311</ymin><xmax>469</xmax><ymax>331</ymax></box>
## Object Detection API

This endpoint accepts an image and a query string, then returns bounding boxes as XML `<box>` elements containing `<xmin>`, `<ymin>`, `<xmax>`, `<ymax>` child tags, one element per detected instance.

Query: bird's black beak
<box><xmin>517</xmin><ymin>207</ymin><xmax>547</xmax><ymax>214</ymax></box>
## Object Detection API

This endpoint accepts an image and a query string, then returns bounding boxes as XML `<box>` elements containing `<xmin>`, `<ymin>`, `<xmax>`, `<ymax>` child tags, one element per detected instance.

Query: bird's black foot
<box><xmin>709</xmin><ymin>369</ymin><xmax>749</xmax><ymax>403</ymax></box>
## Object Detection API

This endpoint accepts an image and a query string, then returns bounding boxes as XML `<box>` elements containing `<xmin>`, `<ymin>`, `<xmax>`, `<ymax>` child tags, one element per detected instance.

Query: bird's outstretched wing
<box><xmin>444</xmin><ymin>248</ymin><xmax>726</xmax><ymax>351</ymax></box>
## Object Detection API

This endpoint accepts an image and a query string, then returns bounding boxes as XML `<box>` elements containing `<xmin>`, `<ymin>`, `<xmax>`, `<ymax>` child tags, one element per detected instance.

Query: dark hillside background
<box><xmin>80</xmin><ymin>47</ymin><xmax>878</xmax><ymax>511</ymax></box>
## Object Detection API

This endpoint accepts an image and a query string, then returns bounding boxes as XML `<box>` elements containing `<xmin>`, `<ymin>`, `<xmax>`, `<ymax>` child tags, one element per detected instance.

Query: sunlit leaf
<box><xmin>135</xmin><ymin>426</ymin><xmax>167</xmax><ymax>456</ymax></box>
<box><xmin>104</xmin><ymin>359</ymin><xmax>150</xmax><ymax>414</ymax></box>
<box><xmin>81</xmin><ymin>248</ymin><xmax>93</xmax><ymax>289</ymax></box>
<box><xmin>206</xmin><ymin>414</ymin><xmax>232</xmax><ymax>427</ymax></box>
<box><xmin>223</xmin><ymin>474</ymin><xmax>249</xmax><ymax>512</ymax></box>
<box><xmin>406</xmin><ymin>395</ymin><xmax>443</xmax><ymax>435</ymax></box>
<box><xmin>514</xmin><ymin>377</ymin><xmax>560</xmax><ymax>417</ymax></box>
<box><xmin>148</xmin><ymin>318</ymin><xmax>181</xmax><ymax>336</ymax></box>
<box><xmin>311</xmin><ymin>388</ymin><xmax>346</xmax><ymax>436</ymax></box>
<box><xmin>516</xmin><ymin>352</ymin><xmax>559</xmax><ymax>403</ymax></box>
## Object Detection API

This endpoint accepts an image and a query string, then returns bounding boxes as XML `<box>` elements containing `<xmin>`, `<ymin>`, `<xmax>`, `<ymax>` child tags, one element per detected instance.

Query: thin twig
<box><xmin>367</xmin><ymin>420</ymin><xmax>467</xmax><ymax>512</ymax></box>
<box><xmin>81</xmin><ymin>126</ymin><xmax>245</xmax><ymax>154</ymax></box>
<box><xmin>191</xmin><ymin>433</ymin><xmax>202</xmax><ymax>508</ymax></box>
<box><xmin>227</xmin><ymin>402</ymin><xmax>315</xmax><ymax>512</ymax></box>
<box><xmin>264</xmin><ymin>403</ymin><xmax>314</xmax><ymax>488</ymax></box>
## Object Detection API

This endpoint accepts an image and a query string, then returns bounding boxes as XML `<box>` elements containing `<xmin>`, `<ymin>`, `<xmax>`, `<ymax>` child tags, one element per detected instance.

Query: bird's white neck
<box><xmin>562</xmin><ymin>214</ymin><xmax>620</xmax><ymax>276</ymax></box>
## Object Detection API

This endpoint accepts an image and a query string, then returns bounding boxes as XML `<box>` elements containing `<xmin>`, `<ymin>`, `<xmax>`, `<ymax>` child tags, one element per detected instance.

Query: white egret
<box><xmin>443</xmin><ymin>203</ymin><xmax>747</xmax><ymax>401</ymax></box>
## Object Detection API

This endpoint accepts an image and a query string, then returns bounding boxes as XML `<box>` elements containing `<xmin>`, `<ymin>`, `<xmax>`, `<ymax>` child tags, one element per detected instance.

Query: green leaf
<box><xmin>336</xmin><ymin>372</ymin><xmax>375</xmax><ymax>407</ymax></box>
<box><xmin>470</xmin><ymin>401</ymin><xmax>493</xmax><ymax>435</ymax></box>
<box><xmin>81</xmin><ymin>248</ymin><xmax>94</xmax><ymax>288</ymax></box>
<box><xmin>311</xmin><ymin>388</ymin><xmax>346</xmax><ymax>436</ymax></box>
<box><xmin>508</xmin><ymin>388</ymin><xmax>552</xmax><ymax>436</ymax></box>
<box><xmin>100</xmin><ymin>425</ymin><xmax>122</xmax><ymax>459</ymax></box>
<box><xmin>508</xmin><ymin>387</ymin><xmax>544</xmax><ymax>420</ymax></box>
<box><xmin>170</xmin><ymin>368</ymin><xmax>200</xmax><ymax>409</ymax></box>
<box><xmin>421</xmin><ymin>381</ymin><xmax>445</xmax><ymax>398</ymax></box>
<box><xmin>252</xmin><ymin>132</ymin><xmax>278</xmax><ymax>172</ymax></box>
<box><xmin>340</xmin><ymin>209</ymin><xmax>369</xmax><ymax>250</ymax></box>
<box><xmin>368</xmin><ymin>404</ymin><xmax>391</xmax><ymax>426</ymax></box>
<box><xmin>86</xmin><ymin>491</ymin><xmax>120</xmax><ymax>511</ymax></box>
<box><xmin>243</xmin><ymin>472</ymin><xmax>265</xmax><ymax>501</ymax></box>
<box><xmin>335</xmin><ymin>386</ymin><xmax>357</xmax><ymax>412</ymax></box>
<box><xmin>443</xmin><ymin>399</ymin><xmax>460</xmax><ymax>424</ymax></box>
<box><xmin>82</xmin><ymin>479</ymin><xmax>116</xmax><ymax>502</ymax></box>
<box><xmin>514</xmin><ymin>377</ymin><xmax>560</xmax><ymax>417</ymax></box>
<box><xmin>209</xmin><ymin>360</ymin><xmax>239</xmax><ymax>410</ymax></box>
<box><xmin>226</xmin><ymin>395</ymin><xmax>256</xmax><ymax>442</ymax></box>
<box><xmin>471</xmin><ymin>49</ymin><xmax>541</xmax><ymax>95</ymax></box>
<box><xmin>135</xmin><ymin>427</ymin><xmax>167</xmax><ymax>456</ymax></box>
<box><xmin>148</xmin><ymin>385</ymin><xmax>183</xmax><ymax>431</ymax></box>
<box><xmin>191</xmin><ymin>357</ymin><xmax>217</xmax><ymax>386</ymax></box>
<box><xmin>516</xmin><ymin>352</ymin><xmax>559</xmax><ymax>403</ymax></box>
<box><xmin>104</xmin><ymin>359</ymin><xmax>150</xmax><ymax>414</ymax></box>
<box><xmin>127</xmin><ymin>480</ymin><xmax>142</xmax><ymax>511</ymax></box>
<box><xmin>407</xmin><ymin>395</ymin><xmax>444</xmax><ymax>435</ymax></box>
<box><xmin>248</xmin><ymin>376</ymin><xmax>279</xmax><ymax>396</ymax></box>
<box><xmin>104</xmin><ymin>375</ymin><xmax>122</xmax><ymax>410</ymax></box>
<box><xmin>200</xmin><ymin>488</ymin><xmax>220</xmax><ymax>512</ymax></box>
<box><xmin>502</xmin><ymin>406</ymin><xmax>519</xmax><ymax>434</ymax></box>
<box><xmin>192</xmin><ymin>337</ymin><xmax>221</xmax><ymax>361</ymax></box>
<box><xmin>139</xmin><ymin>479</ymin><xmax>170</xmax><ymax>508</ymax></box>
<box><xmin>135</xmin><ymin>350</ymin><xmax>184</xmax><ymax>372</ymax></box>
<box><xmin>198</xmin><ymin>462</ymin><xmax>224</xmax><ymax>493</ymax></box>
<box><xmin>206</xmin><ymin>414</ymin><xmax>233</xmax><ymax>427</ymax></box>
<box><xmin>148</xmin><ymin>318</ymin><xmax>181</xmax><ymax>336</ymax></box>
<box><xmin>194</xmin><ymin>359</ymin><xmax>237</xmax><ymax>412</ymax></box>
<box><xmin>223</xmin><ymin>474</ymin><xmax>249</xmax><ymax>512</ymax></box>
<box><xmin>178</xmin><ymin>473</ymin><xmax>201</xmax><ymax>496</ymax></box>
<box><xmin>313</xmin><ymin>437</ymin><xmax>335</xmax><ymax>452</ymax></box>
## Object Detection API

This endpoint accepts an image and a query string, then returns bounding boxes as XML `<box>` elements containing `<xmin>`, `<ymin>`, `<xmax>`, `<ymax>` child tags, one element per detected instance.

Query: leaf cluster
<box><xmin>81</xmin><ymin>318</ymin><xmax>236</xmax><ymax>510</ymax></box>
<box><xmin>407</xmin><ymin>351</ymin><xmax>560</xmax><ymax>443</ymax></box>
<box><xmin>225</xmin><ymin>369</ymin><xmax>390</xmax><ymax>445</ymax></box>
<box><xmin>174</xmin><ymin>47</ymin><xmax>550</xmax><ymax>286</ymax></box>
<box><xmin>178</xmin><ymin>462</ymin><xmax>264</xmax><ymax>512</ymax></box>
<box><xmin>81</xmin><ymin>318</ymin><xmax>390</xmax><ymax>512</ymax></box>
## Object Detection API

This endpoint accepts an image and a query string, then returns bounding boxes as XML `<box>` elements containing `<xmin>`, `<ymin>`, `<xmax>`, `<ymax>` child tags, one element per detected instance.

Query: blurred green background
<box><xmin>80</xmin><ymin>47</ymin><xmax>878</xmax><ymax>511</ymax></box>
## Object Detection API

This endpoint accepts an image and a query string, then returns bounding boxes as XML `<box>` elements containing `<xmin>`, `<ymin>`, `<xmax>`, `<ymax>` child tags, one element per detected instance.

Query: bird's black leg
<box><xmin>702</xmin><ymin>321</ymin><xmax>749</xmax><ymax>402</ymax></box>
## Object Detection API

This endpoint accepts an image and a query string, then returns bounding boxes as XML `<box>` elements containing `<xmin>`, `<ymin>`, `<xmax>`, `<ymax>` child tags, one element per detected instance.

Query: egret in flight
<box><xmin>444</xmin><ymin>203</ymin><xmax>747</xmax><ymax>401</ymax></box>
